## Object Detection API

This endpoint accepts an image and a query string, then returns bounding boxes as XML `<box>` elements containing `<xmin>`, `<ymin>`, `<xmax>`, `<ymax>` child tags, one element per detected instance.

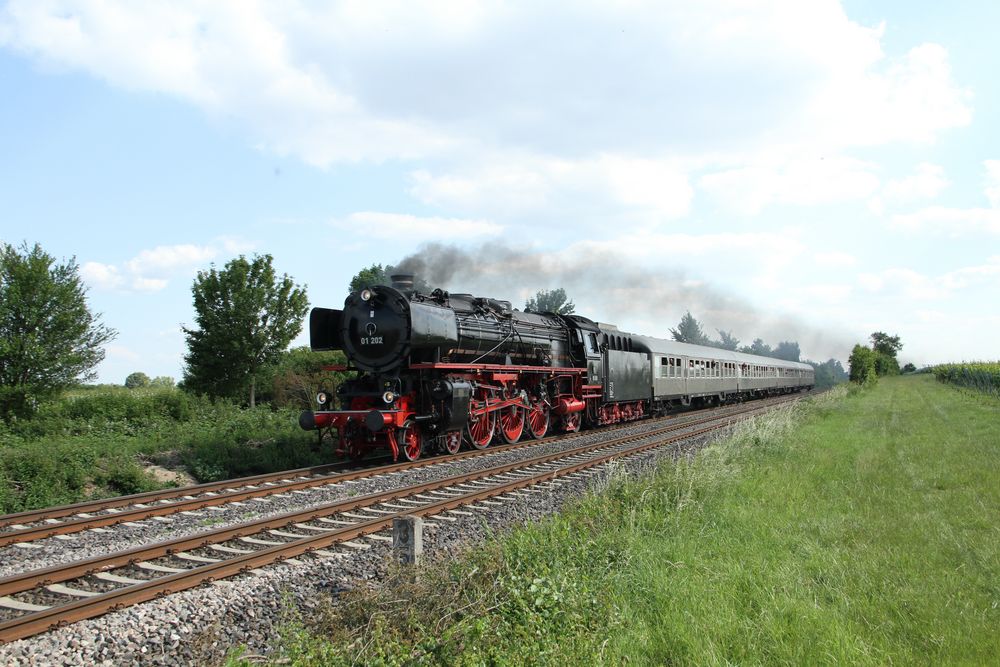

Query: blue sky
<box><xmin>1</xmin><ymin>1</ymin><xmax>997</xmax><ymax>384</ymax></box>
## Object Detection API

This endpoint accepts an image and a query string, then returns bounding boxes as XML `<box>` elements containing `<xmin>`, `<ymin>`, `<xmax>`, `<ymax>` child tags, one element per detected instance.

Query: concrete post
<box><xmin>392</xmin><ymin>515</ymin><xmax>423</xmax><ymax>566</ymax></box>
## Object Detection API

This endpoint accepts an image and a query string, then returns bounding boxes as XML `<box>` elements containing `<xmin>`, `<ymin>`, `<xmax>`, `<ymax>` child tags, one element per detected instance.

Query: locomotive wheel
<box><xmin>464</xmin><ymin>408</ymin><xmax>496</xmax><ymax>450</ymax></box>
<box><xmin>441</xmin><ymin>430</ymin><xmax>462</xmax><ymax>455</ymax></box>
<box><xmin>499</xmin><ymin>405</ymin><xmax>525</xmax><ymax>444</ymax></box>
<box><xmin>561</xmin><ymin>412</ymin><xmax>581</xmax><ymax>433</ymax></box>
<box><xmin>398</xmin><ymin>421</ymin><xmax>424</xmax><ymax>462</ymax></box>
<box><xmin>526</xmin><ymin>401</ymin><xmax>549</xmax><ymax>439</ymax></box>
<box><xmin>343</xmin><ymin>422</ymin><xmax>367</xmax><ymax>461</ymax></box>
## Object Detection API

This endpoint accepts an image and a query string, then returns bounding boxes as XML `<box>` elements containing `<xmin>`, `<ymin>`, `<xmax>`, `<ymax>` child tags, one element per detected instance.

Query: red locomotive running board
<box><xmin>409</xmin><ymin>362</ymin><xmax>588</xmax><ymax>373</ymax></box>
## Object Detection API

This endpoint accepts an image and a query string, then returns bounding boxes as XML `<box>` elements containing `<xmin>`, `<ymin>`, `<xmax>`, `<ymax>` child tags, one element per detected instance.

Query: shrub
<box><xmin>848</xmin><ymin>345</ymin><xmax>877</xmax><ymax>385</ymax></box>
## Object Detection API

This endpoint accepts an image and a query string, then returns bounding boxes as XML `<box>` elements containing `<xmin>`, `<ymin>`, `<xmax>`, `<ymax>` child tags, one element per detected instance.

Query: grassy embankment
<box><xmin>0</xmin><ymin>387</ymin><xmax>324</xmax><ymax>514</ymax></box>
<box><xmin>234</xmin><ymin>375</ymin><xmax>1000</xmax><ymax>665</ymax></box>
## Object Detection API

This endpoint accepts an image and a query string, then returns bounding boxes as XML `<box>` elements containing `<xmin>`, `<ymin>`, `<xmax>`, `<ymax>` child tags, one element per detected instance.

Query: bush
<box><xmin>848</xmin><ymin>345</ymin><xmax>877</xmax><ymax>385</ymax></box>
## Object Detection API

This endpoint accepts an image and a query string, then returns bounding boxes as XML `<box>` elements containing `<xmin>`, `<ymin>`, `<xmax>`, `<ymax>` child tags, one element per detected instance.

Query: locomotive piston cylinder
<box><xmin>553</xmin><ymin>398</ymin><xmax>586</xmax><ymax>414</ymax></box>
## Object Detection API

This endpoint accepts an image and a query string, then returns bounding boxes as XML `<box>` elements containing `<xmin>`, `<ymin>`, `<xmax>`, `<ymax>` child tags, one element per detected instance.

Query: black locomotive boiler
<box><xmin>300</xmin><ymin>274</ymin><xmax>814</xmax><ymax>461</ymax></box>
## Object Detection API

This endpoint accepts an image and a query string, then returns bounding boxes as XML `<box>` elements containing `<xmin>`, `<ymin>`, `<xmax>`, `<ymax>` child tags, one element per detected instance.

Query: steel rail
<box><xmin>0</xmin><ymin>395</ymin><xmax>802</xmax><ymax>545</ymax></box>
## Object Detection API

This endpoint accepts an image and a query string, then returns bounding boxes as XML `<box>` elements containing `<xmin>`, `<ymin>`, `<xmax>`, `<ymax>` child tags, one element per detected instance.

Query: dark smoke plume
<box><xmin>394</xmin><ymin>242</ymin><xmax>854</xmax><ymax>363</ymax></box>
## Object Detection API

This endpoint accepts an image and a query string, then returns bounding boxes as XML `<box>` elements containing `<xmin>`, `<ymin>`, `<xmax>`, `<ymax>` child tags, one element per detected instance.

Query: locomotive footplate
<box><xmin>303</xmin><ymin>409</ymin><xmax>409</xmax><ymax>431</ymax></box>
<box><xmin>409</xmin><ymin>362</ymin><xmax>589</xmax><ymax>375</ymax></box>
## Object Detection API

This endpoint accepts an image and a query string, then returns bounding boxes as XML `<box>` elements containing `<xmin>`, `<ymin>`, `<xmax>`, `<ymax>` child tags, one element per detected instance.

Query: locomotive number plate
<box><xmin>360</xmin><ymin>336</ymin><xmax>384</xmax><ymax>345</ymax></box>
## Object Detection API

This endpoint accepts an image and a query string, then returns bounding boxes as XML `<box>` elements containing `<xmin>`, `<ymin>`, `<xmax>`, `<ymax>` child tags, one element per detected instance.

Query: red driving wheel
<box><xmin>398</xmin><ymin>421</ymin><xmax>424</xmax><ymax>462</ymax></box>
<box><xmin>464</xmin><ymin>399</ymin><xmax>496</xmax><ymax>450</ymax></box>
<box><xmin>527</xmin><ymin>400</ymin><xmax>549</xmax><ymax>439</ymax></box>
<box><xmin>499</xmin><ymin>405</ymin><xmax>525</xmax><ymax>443</ymax></box>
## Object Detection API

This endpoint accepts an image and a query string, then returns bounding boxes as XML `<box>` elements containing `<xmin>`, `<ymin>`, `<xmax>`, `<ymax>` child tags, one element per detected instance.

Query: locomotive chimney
<box><xmin>390</xmin><ymin>273</ymin><xmax>415</xmax><ymax>293</ymax></box>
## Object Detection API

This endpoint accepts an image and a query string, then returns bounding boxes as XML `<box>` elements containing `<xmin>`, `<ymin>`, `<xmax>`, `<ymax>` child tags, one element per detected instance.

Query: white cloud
<box><xmin>888</xmin><ymin>162</ymin><xmax>1000</xmax><ymax>235</ymax></box>
<box><xmin>81</xmin><ymin>261</ymin><xmax>123</xmax><ymax>289</ymax></box>
<box><xmin>882</xmin><ymin>162</ymin><xmax>949</xmax><ymax>203</ymax></box>
<box><xmin>0</xmin><ymin>1</ymin><xmax>971</xmax><ymax>171</ymax></box>
<box><xmin>0</xmin><ymin>1</ymin><xmax>973</xmax><ymax>230</ymax></box>
<box><xmin>699</xmin><ymin>156</ymin><xmax>880</xmax><ymax>215</ymax></box>
<box><xmin>891</xmin><ymin>207</ymin><xmax>1000</xmax><ymax>236</ymax></box>
<box><xmin>329</xmin><ymin>212</ymin><xmax>503</xmax><ymax>240</ymax></box>
<box><xmin>813</xmin><ymin>251</ymin><xmax>858</xmax><ymax>268</ymax></box>
<box><xmin>125</xmin><ymin>244</ymin><xmax>217</xmax><ymax>275</ymax></box>
<box><xmin>82</xmin><ymin>240</ymin><xmax>251</xmax><ymax>292</ymax></box>
<box><xmin>409</xmin><ymin>153</ymin><xmax>693</xmax><ymax>220</ymax></box>
<box><xmin>804</xmin><ymin>43</ymin><xmax>971</xmax><ymax>149</ymax></box>
<box><xmin>858</xmin><ymin>257</ymin><xmax>1000</xmax><ymax>300</ymax></box>
<box><xmin>797</xmin><ymin>284</ymin><xmax>852</xmax><ymax>303</ymax></box>
<box><xmin>130</xmin><ymin>277</ymin><xmax>170</xmax><ymax>292</ymax></box>
<box><xmin>985</xmin><ymin>160</ymin><xmax>1000</xmax><ymax>208</ymax></box>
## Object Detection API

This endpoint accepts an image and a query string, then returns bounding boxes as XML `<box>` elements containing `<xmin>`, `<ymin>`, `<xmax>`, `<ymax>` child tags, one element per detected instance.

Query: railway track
<box><xmin>0</xmin><ymin>395</ymin><xmax>801</xmax><ymax>643</ymax></box>
<box><xmin>0</xmin><ymin>394</ymin><xmax>804</xmax><ymax>547</ymax></box>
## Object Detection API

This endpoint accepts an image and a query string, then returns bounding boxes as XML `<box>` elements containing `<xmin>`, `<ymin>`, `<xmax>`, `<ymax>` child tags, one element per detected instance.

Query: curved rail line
<box><xmin>0</xmin><ymin>396</ymin><xmax>801</xmax><ymax>643</ymax></box>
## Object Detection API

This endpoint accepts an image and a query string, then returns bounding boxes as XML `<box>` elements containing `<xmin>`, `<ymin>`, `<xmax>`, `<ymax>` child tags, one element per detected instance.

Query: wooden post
<box><xmin>393</xmin><ymin>515</ymin><xmax>423</xmax><ymax>565</ymax></box>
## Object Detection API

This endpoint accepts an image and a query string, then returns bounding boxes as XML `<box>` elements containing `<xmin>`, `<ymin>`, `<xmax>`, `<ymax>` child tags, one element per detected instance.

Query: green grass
<box><xmin>0</xmin><ymin>386</ymin><xmax>326</xmax><ymax>513</ymax></box>
<box><xmin>234</xmin><ymin>376</ymin><xmax>1000</xmax><ymax>665</ymax></box>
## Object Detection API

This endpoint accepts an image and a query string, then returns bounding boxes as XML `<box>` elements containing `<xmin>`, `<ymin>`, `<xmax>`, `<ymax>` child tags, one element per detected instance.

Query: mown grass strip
<box><xmin>228</xmin><ymin>377</ymin><xmax>1000</xmax><ymax>666</ymax></box>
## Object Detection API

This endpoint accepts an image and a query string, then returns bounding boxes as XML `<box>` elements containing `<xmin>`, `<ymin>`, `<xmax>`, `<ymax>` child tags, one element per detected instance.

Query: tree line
<box><xmin>0</xmin><ymin>244</ymin><xmax>853</xmax><ymax>423</ymax></box>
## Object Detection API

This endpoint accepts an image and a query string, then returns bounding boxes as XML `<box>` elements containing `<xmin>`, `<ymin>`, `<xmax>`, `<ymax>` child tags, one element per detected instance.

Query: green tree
<box><xmin>182</xmin><ymin>254</ymin><xmax>309</xmax><ymax>407</ymax></box>
<box><xmin>870</xmin><ymin>331</ymin><xmax>903</xmax><ymax>358</ymax></box>
<box><xmin>349</xmin><ymin>263</ymin><xmax>391</xmax><ymax>293</ymax></box>
<box><xmin>124</xmin><ymin>372</ymin><xmax>151</xmax><ymax>389</ymax></box>
<box><xmin>525</xmin><ymin>288</ymin><xmax>576</xmax><ymax>315</ymax></box>
<box><xmin>670</xmin><ymin>312</ymin><xmax>710</xmax><ymax>346</ymax></box>
<box><xmin>0</xmin><ymin>242</ymin><xmax>117</xmax><ymax>419</ymax></box>
<box><xmin>349</xmin><ymin>263</ymin><xmax>431</xmax><ymax>294</ymax></box>
<box><xmin>150</xmin><ymin>376</ymin><xmax>175</xmax><ymax>388</ymax></box>
<box><xmin>260</xmin><ymin>346</ymin><xmax>349</xmax><ymax>408</ymax></box>
<box><xmin>772</xmin><ymin>341</ymin><xmax>801</xmax><ymax>362</ymax></box>
<box><xmin>807</xmin><ymin>358</ymin><xmax>848</xmax><ymax>389</ymax></box>
<box><xmin>868</xmin><ymin>331</ymin><xmax>902</xmax><ymax>377</ymax></box>
<box><xmin>901</xmin><ymin>362</ymin><xmax>917</xmax><ymax>374</ymax></box>
<box><xmin>714</xmin><ymin>330</ymin><xmax>740</xmax><ymax>351</ymax></box>
<box><xmin>849</xmin><ymin>344</ymin><xmax>878</xmax><ymax>385</ymax></box>
<box><xmin>740</xmin><ymin>338</ymin><xmax>773</xmax><ymax>357</ymax></box>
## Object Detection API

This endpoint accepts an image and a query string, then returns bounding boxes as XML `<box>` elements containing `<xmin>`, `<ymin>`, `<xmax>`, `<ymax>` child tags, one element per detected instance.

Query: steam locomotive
<box><xmin>299</xmin><ymin>274</ymin><xmax>814</xmax><ymax>461</ymax></box>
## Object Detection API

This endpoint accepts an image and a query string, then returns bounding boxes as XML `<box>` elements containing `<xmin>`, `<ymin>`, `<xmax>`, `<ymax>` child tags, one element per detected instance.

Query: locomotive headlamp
<box><xmin>382</xmin><ymin>391</ymin><xmax>396</xmax><ymax>404</ymax></box>
<box><xmin>360</xmin><ymin>288</ymin><xmax>373</xmax><ymax>302</ymax></box>
<box><xmin>316</xmin><ymin>391</ymin><xmax>329</xmax><ymax>406</ymax></box>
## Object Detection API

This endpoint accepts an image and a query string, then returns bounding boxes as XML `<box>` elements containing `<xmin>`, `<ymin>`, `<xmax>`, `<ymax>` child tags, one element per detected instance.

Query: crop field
<box><xmin>237</xmin><ymin>375</ymin><xmax>1000</xmax><ymax>665</ymax></box>
<box><xmin>933</xmin><ymin>362</ymin><xmax>1000</xmax><ymax>396</ymax></box>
